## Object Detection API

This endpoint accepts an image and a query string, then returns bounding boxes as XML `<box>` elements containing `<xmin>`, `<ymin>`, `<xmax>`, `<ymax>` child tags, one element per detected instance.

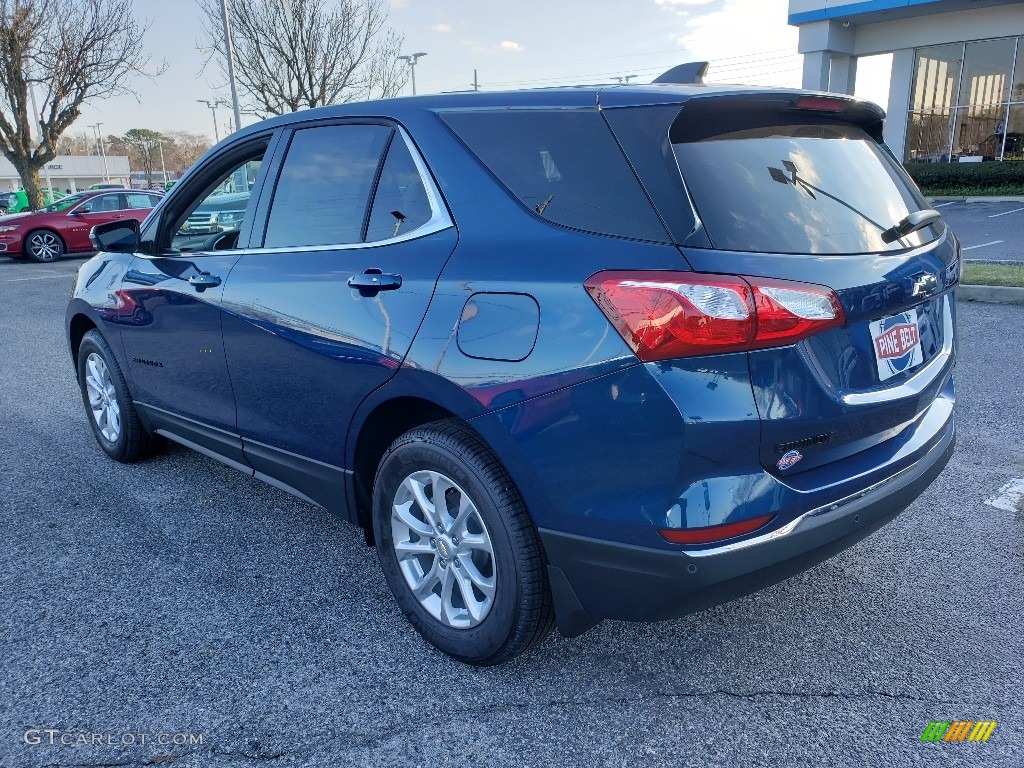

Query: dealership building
<box><xmin>0</xmin><ymin>155</ymin><xmax>130</xmax><ymax>193</ymax></box>
<box><xmin>789</xmin><ymin>0</ymin><xmax>1024</xmax><ymax>162</ymax></box>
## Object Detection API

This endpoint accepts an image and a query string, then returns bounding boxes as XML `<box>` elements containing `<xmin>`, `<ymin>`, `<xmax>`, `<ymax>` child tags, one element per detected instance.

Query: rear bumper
<box><xmin>540</xmin><ymin>414</ymin><xmax>955</xmax><ymax>637</ymax></box>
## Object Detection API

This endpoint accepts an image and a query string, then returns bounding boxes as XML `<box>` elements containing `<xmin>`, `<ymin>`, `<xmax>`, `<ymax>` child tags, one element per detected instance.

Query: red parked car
<box><xmin>0</xmin><ymin>189</ymin><xmax>162</xmax><ymax>262</ymax></box>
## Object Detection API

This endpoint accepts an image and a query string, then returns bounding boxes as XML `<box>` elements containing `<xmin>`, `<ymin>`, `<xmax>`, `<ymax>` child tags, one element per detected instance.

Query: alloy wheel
<box><xmin>28</xmin><ymin>232</ymin><xmax>61</xmax><ymax>261</ymax></box>
<box><xmin>84</xmin><ymin>352</ymin><xmax>121</xmax><ymax>443</ymax></box>
<box><xmin>391</xmin><ymin>469</ymin><xmax>496</xmax><ymax>629</ymax></box>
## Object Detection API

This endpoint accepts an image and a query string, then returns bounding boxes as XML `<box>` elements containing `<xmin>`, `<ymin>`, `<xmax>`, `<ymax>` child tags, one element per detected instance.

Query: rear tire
<box><xmin>373</xmin><ymin>419</ymin><xmax>554</xmax><ymax>665</ymax></box>
<box><xmin>77</xmin><ymin>329</ymin><xmax>163</xmax><ymax>462</ymax></box>
<box><xmin>25</xmin><ymin>229</ymin><xmax>64</xmax><ymax>262</ymax></box>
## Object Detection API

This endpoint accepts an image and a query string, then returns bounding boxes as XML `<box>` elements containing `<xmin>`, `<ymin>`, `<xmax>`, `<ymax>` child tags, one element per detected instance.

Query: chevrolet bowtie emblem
<box><xmin>911</xmin><ymin>273</ymin><xmax>938</xmax><ymax>297</ymax></box>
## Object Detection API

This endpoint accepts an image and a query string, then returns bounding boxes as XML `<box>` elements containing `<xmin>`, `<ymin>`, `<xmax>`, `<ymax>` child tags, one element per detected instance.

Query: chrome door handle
<box><xmin>188</xmin><ymin>273</ymin><xmax>221</xmax><ymax>292</ymax></box>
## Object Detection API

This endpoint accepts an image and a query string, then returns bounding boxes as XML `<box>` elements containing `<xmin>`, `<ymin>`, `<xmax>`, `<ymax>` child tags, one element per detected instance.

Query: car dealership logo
<box><xmin>777</xmin><ymin>449</ymin><xmax>802</xmax><ymax>470</ymax></box>
<box><xmin>874</xmin><ymin>313</ymin><xmax>920</xmax><ymax>375</ymax></box>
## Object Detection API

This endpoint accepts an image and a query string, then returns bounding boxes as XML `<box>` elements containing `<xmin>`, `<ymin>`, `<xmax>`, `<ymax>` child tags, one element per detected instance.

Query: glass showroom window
<box><xmin>906</xmin><ymin>37</ymin><xmax>1023</xmax><ymax>163</ymax></box>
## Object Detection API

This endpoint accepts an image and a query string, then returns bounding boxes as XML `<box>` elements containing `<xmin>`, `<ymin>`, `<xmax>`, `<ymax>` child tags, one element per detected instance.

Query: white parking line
<box><xmin>933</xmin><ymin>201</ymin><xmax>957</xmax><ymax>208</ymax></box>
<box><xmin>984</xmin><ymin>478</ymin><xmax>1024</xmax><ymax>512</ymax></box>
<box><xmin>0</xmin><ymin>274</ymin><xmax>71</xmax><ymax>282</ymax></box>
<box><xmin>988</xmin><ymin>206</ymin><xmax>1024</xmax><ymax>218</ymax></box>
<box><xmin>962</xmin><ymin>240</ymin><xmax>1004</xmax><ymax>251</ymax></box>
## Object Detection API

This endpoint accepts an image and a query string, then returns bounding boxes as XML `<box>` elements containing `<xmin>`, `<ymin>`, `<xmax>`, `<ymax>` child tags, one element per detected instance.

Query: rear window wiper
<box><xmin>880</xmin><ymin>210</ymin><xmax>942</xmax><ymax>244</ymax></box>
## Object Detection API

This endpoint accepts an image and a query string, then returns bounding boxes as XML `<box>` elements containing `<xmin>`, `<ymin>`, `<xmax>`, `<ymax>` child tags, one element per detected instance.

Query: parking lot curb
<box><xmin>957</xmin><ymin>284</ymin><xmax>1024</xmax><ymax>305</ymax></box>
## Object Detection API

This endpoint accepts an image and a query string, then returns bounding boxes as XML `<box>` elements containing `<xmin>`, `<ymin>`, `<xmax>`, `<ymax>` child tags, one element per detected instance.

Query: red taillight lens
<box><xmin>585</xmin><ymin>271</ymin><xmax>845</xmax><ymax>361</ymax></box>
<box><xmin>659</xmin><ymin>514</ymin><xmax>775</xmax><ymax>545</ymax></box>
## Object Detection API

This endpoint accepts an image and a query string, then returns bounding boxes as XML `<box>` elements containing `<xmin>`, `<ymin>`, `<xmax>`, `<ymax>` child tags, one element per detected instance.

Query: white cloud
<box><xmin>431</xmin><ymin>22</ymin><xmax>452</xmax><ymax>33</ymax></box>
<box><xmin>388</xmin><ymin>0</ymin><xmax>409</xmax><ymax>9</ymax></box>
<box><xmin>655</xmin><ymin>0</ymin><xmax>717</xmax><ymax>4</ymax></box>
<box><xmin>500</xmin><ymin>41</ymin><xmax>524</xmax><ymax>53</ymax></box>
<box><xmin>673</xmin><ymin>0</ymin><xmax>800</xmax><ymax>87</ymax></box>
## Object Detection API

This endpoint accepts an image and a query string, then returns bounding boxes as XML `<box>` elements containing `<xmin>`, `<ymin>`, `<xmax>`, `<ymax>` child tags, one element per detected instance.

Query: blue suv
<box><xmin>67</xmin><ymin>82</ymin><xmax>957</xmax><ymax>665</ymax></box>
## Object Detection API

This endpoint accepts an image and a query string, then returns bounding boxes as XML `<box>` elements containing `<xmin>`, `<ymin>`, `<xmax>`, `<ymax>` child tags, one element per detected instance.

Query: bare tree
<box><xmin>164</xmin><ymin>131</ymin><xmax>212</xmax><ymax>171</ymax></box>
<box><xmin>0</xmin><ymin>0</ymin><xmax>158</xmax><ymax>209</ymax></box>
<box><xmin>55</xmin><ymin>130</ymin><xmax>96</xmax><ymax>156</ymax></box>
<box><xmin>198</xmin><ymin>0</ymin><xmax>407</xmax><ymax>117</ymax></box>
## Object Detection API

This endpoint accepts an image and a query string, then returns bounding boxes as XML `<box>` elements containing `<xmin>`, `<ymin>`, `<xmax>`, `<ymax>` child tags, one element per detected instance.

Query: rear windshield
<box><xmin>441</xmin><ymin>109</ymin><xmax>669</xmax><ymax>242</ymax></box>
<box><xmin>672</xmin><ymin>119</ymin><xmax>940</xmax><ymax>254</ymax></box>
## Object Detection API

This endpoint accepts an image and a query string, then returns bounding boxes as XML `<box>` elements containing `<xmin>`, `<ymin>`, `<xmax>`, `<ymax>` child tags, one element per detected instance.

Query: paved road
<box><xmin>935</xmin><ymin>200</ymin><xmax>1024</xmax><ymax>262</ymax></box>
<box><xmin>1</xmin><ymin>257</ymin><xmax>1021</xmax><ymax>768</ymax></box>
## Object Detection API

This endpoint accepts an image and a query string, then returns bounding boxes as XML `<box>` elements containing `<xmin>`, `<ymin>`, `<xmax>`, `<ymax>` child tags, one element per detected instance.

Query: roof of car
<box><xmin>231</xmin><ymin>82</ymin><xmax>840</xmax><ymax>138</ymax></box>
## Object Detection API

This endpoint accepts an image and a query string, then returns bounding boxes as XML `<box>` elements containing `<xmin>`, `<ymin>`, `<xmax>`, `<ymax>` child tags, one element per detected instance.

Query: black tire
<box><xmin>77</xmin><ymin>329</ymin><xmax>163</xmax><ymax>462</ymax></box>
<box><xmin>373</xmin><ymin>419</ymin><xmax>554</xmax><ymax>665</ymax></box>
<box><xmin>24</xmin><ymin>229</ymin><xmax>65</xmax><ymax>262</ymax></box>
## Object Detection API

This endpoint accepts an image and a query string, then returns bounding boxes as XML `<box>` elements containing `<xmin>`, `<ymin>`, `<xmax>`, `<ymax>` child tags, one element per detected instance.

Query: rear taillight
<box><xmin>585</xmin><ymin>271</ymin><xmax>845</xmax><ymax>362</ymax></box>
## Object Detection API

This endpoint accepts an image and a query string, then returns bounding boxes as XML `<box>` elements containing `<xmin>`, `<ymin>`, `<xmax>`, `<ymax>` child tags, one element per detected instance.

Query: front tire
<box><xmin>373</xmin><ymin>420</ymin><xmax>554</xmax><ymax>665</ymax></box>
<box><xmin>25</xmin><ymin>229</ymin><xmax>64</xmax><ymax>262</ymax></box>
<box><xmin>77</xmin><ymin>329</ymin><xmax>162</xmax><ymax>462</ymax></box>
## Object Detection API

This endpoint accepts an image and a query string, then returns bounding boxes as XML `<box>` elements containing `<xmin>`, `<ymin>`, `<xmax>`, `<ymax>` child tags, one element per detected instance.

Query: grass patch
<box><xmin>920</xmin><ymin>184</ymin><xmax>1024</xmax><ymax>196</ymax></box>
<box><xmin>961</xmin><ymin>263</ymin><xmax>1024</xmax><ymax>287</ymax></box>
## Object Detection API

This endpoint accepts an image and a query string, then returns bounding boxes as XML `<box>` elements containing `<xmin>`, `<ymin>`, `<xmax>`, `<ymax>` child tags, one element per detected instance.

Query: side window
<box><xmin>169</xmin><ymin>154</ymin><xmax>264</xmax><ymax>253</ymax></box>
<box><xmin>126</xmin><ymin>193</ymin><xmax>155</xmax><ymax>209</ymax></box>
<box><xmin>97</xmin><ymin>194</ymin><xmax>123</xmax><ymax>212</ymax></box>
<box><xmin>263</xmin><ymin>124</ymin><xmax>391</xmax><ymax>248</ymax></box>
<box><xmin>365</xmin><ymin>135</ymin><xmax>433</xmax><ymax>242</ymax></box>
<box><xmin>441</xmin><ymin>109</ymin><xmax>669</xmax><ymax>242</ymax></box>
<box><xmin>148</xmin><ymin>194</ymin><xmax>163</xmax><ymax>207</ymax></box>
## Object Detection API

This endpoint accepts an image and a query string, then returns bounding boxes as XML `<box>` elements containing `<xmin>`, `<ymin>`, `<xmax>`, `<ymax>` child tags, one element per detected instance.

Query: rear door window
<box><xmin>441</xmin><ymin>109</ymin><xmax>669</xmax><ymax>242</ymax></box>
<box><xmin>263</xmin><ymin>124</ymin><xmax>391</xmax><ymax>248</ymax></box>
<box><xmin>365</xmin><ymin>136</ymin><xmax>433</xmax><ymax>242</ymax></box>
<box><xmin>672</xmin><ymin>118</ymin><xmax>940</xmax><ymax>254</ymax></box>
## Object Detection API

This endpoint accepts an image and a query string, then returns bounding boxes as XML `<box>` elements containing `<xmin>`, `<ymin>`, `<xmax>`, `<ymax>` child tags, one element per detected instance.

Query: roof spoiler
<box><xmin>652</xmin><ymin>62</ymin><xmax>709</xmax><ymax>86</ymax></box>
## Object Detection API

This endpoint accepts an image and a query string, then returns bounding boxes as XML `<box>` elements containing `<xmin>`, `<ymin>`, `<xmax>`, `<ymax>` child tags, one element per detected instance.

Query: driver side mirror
<box><xmin>91</xmin><ymin>219</ymin><xmax>140</xmax><ymax>253</ymax></box>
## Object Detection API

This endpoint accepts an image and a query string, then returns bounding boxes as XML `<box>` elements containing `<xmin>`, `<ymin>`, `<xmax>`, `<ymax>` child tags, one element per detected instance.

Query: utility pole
<box><xmin>90</xmin><ymin>123</ymin><xmax>109</xmax><ymax>182</ymax></box>
<box><xmin>397</xmin><ymin>52</ymin><xmax>428</xmax><ymax>95</ymax></box>
<box><xmin>472</xmin><ymin>69</ymin><xmax>479</xmax><ymax>91</ymax></box>
<box><xmin>219</xmin><ymin>0</ymin><xmax>243</xmax><ymax>134</ymax></box>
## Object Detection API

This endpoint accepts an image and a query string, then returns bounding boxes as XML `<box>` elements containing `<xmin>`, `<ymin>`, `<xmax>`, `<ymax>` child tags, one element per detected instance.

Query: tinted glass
<box><xmin>673</xmin><ymin>121</ymin><xmax>938</xmax><ymax>254</ymax></box>
<box><xmin>264</xmin><ymin>124</ymin><xmax>391</xmax><ymax>248</ymax></box>
<box><xmin>170</xmin><ymin>156</ymin><xmax>263</xmax><ymax>252</ymax></box>
<box><xmin>126</xmin><ymin>193</ymin><xmax>156</xmax><ymax>209</ymax></box>
<box><xmin>79</xmin><ymin>194</ymin><xmax>122</xmax><ymax>213</ymax></box>
<box><xmin>441</xmin><ymin>109</ymin><xmax>668</xmax><ymax>242</ymax></box>
<box><xmin>365</xmin><ymin>136</ymin><xmax>433</xmax><ymax>242</ymax></box>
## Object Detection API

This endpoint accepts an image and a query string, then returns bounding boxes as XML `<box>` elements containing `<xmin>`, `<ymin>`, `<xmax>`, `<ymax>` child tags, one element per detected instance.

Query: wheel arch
<box><xmin>349</xmin><ymin>395</ymin><xmax>459</xmax><ymax>544</ymax></box>
<box><xmin>68</xmin><ymin>312</ymin><xmax>99</xmax><ymax>371</ymax></box>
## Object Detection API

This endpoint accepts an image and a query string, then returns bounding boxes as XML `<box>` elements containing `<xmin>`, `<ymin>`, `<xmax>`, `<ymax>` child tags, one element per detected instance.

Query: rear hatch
<box><xmin>605</xmin><ymin>91</ymin><xmax>958</xmax><ymax>478</ymax></box>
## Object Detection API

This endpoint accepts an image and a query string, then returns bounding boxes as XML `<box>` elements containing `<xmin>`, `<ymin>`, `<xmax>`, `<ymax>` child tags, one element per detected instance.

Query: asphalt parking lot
<box><xmin>1</xmin><ymin>256</ymin><xmax>1022</xmax><ymax>768</ymax></box>
<box><xmin>936</xmin><ymin>200</ymin><xmax>1024</xmax><ymax>262</ymax></box>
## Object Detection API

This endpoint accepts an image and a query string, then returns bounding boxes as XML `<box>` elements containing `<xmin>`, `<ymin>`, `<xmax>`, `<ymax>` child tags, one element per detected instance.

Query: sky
<box><xmin>72</xmin><ymin>0</ymin><xmax>891</xmax><ymax>143</ymax></box>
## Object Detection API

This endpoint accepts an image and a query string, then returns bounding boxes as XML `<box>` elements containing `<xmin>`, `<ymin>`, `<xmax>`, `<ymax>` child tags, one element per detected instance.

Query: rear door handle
<box><xmin>348</xmin><ymin>270</ymin><xmax>402</xmax><ymax>294</ymax></box>
<box><xmin>188</xmin><ymin>273</ymin><xmax>221</xmax><ymax>292</ymax></box>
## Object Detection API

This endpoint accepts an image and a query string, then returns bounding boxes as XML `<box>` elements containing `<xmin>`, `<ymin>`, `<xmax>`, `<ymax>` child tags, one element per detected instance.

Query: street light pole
<box><xmin>219</xmin><ymin>0</ymin><xmax>243</xmax><ymax>134</ymax></box>
<box><xmin>157</xmin><ymin>139</ymin><xmax>168</xmax><ymax>187</ymax></box>
<box><xmin>197</xmin><ymin>99</ymin><xmax>226</xmax><ymax>143</ymax></box>
<box><xmin>397</xmin><ymin>52</ymin><xmax>428</xmax><ymax>95</ymax></box>
<box><xmin>90</xmin><ymin>123</ymin><xmax>109</xmax><ymax>182</ymax></box>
